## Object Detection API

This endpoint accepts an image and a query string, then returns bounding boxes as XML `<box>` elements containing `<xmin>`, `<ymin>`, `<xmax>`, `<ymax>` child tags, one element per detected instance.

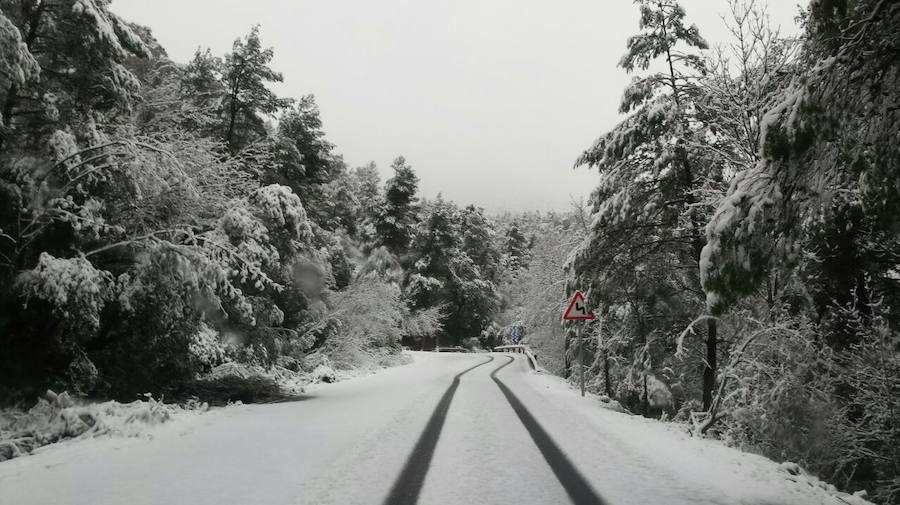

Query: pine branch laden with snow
<box><xmin>702</xmin><ymin>0</ymin><xmax>900</xmax><ymax>315</ymax></box>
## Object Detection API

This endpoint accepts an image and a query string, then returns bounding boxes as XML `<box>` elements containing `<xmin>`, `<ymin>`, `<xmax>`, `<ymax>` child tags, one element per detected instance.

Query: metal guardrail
<box><xmin>492</xmin><ymin>345</ymin><xmax>540</xmax><ymax>372</ymax></box>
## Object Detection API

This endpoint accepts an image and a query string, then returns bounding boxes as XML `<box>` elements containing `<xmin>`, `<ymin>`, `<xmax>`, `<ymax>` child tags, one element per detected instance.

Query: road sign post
<box><xmin>577</xmin><ymin>324</ymin><xmax>585</xmax><ymax>397</ymax></box>
<box><xmin>563</xmin><ymin>290</ymin><xmax>596</xmax><ymax>397</ymax></box>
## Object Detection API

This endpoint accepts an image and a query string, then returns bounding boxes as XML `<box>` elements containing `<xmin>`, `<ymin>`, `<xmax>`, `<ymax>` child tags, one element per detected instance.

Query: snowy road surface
<box><xmin>0</xmin><ymin>352</ymin><xmax>858</xmax><ymax>505</ymax></box>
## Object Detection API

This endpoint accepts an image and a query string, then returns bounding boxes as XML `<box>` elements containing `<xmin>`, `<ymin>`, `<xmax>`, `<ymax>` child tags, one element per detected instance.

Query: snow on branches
<box><xmin>15</xmin><ymin>253</ymin><xmax>114</xmax><ymax>338</ymax></box>
<box><xmin>248</xmin><ymin>184</ymin><xmax>313</xmax><ymax>257</ymax></box>
<box><xmin>0</xmin><ymin>12</ymin><xmax>39</xmax><ymax>91</ymax></box>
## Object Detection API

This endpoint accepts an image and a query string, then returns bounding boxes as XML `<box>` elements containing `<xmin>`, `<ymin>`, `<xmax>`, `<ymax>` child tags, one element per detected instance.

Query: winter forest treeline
<box><xmin>1</xmin><ymin>0</ymin><xmax>899</xmax><ymax>502</ymax></box>
<box><xmin>564</xmin><ymin>0</ymin><xmax>899</xmax><ymax>502</ymax></box>
<box><xmin>0</xmin><ymin>2</ymin><xmax>534</xmax><ymax>403</ymax></box>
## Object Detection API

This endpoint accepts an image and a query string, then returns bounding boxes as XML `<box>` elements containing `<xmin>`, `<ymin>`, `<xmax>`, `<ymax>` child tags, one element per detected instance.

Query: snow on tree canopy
<box><xmin>70</xmin><ymin>0</ymin><xmax>147</xmax><ymax>60</ymax></box>
<box><xmin>15</xmin><ymin>253</ymin><xmax>114</xmax><ymax>338</ymax></box>
<box><xmin>248</xmin><ymin>184</ymin><xmax>312</xmax><ymax>245</ymax></box>
<box><xmin>699</xmin><ymin>165</ymin><xmax>788</xmax><ymax>314</ymax></box>
<box><xmin>0</xmin><ymin>12</ymin><xmax>39</xmax><ymax>92</ymax></box>
<box><xmin>216</xmin><ymin>204</ymin><xmax>279</xmax><ymax>268</ymax></box>
<box><xmin>702</xmin><ymin>0</ymin><xmax>900</xmax><ymax>314</ymax></box>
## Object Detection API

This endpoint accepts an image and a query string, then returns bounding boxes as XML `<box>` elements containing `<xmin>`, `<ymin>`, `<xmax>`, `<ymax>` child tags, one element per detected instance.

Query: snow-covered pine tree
<box><xmin>375</xmin><ymin>156</ymin><xmax>420</xmax><ymax>255</ymax></box>
<box><xmin>698</xmin><ymin>2</ymin><xmax>900</xmax><ymax>499</ymax></box>
<box><xmin>221</xmin><ymin>25</ymin><xmax>293</xmax><ymax>153</ymax></box>
<box><xmin>572</xmin><ymin>0</ymin><xmax>723</xmax><ymax>411</ymax></box>
<box><xmin>701</xmin><ymin>0</ymin><xmax>900</xmax><ymax>337</ymax></box>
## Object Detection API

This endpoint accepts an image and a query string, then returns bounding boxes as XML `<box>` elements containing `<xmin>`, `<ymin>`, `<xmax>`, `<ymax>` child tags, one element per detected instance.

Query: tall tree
<box><xmin>178</xmin><ymin>48</ymin><xmax>225</xmax><ymax>136</ymax></box>
<box><xmin>350</xmin><ymin>162</ymin><xmax>382</xmax><ymax>222</ymax></box>
<box><xmin>407</xmin><ymin>199</ymin><xmax>499</xmax><ymax>345</ymax></box>
<box><xmin>460</xmin><ymin>205</ymin><xmax>502</xmax><ymax>283</ymax></box>
<box><xmin>573</xmin><ymin>0</ymin><xmax>720</xmax><ymax>411</ymax></box>
<box><xmin>375</xmin><ymin>156</ymin><xmax>419</xmax><ymax>255</ymax></box>
<box><xmin>345</xmin><ymin>161</ymin><xmax>382</xmax><ymax>241</ymax></box>
<box><xmin>269</xmin><ymin>94</ymin><xmax>338</xmax><ymax>222</ymax></box>
<box><xmin>220</xmin><ymin>25</ymin><xmax>292</xmax><ymax>152</ymax></box>
<box><xmin>503</xmin><ymin>224</ymin><xmax>530</xmax><ymax>271</ymax></box>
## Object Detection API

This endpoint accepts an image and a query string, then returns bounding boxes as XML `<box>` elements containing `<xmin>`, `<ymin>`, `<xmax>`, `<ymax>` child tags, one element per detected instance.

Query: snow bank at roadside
<box><xmin>0</xmin><ymin>351</ymin><xmax>413</xmax><ymax>463</ymax></box>
<box><xmin>0</xmin><ymin>390</ymin><xmax>208</xmax><ymax>462</ymax></box>
<box><xmin>525</xmin><ymin>370</ymin><xmax>874</xmax><ymax>505</ymax></box>
<box><xmin>295</xmin><ymin>349</ymin><xmax>411</xmax><ymax>390</ymax></box>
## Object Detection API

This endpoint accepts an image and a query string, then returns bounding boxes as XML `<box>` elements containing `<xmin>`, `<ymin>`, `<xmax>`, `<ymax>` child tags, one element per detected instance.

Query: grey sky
<box><xmin>111</xmin><ymin>0</ymin><xmax>801</xmax><ymax>213</ymax></box>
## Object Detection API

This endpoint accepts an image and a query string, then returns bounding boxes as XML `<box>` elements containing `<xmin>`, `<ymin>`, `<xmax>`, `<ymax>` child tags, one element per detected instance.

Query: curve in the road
<box><xmin>491</xmin><ymin>355</ymin><xmax>610</xmax><ymax>505</ymax></box>
<box><xmin>382</xmin><ymin>355</ymin><xmax>495</xmax><ymax>505</ymax></box>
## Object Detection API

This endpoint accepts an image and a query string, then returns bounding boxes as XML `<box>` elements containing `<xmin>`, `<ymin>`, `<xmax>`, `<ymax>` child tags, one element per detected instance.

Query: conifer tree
<box><xmin>573</xmin><ymin>0</ymin><xmax>721</xmax><ymax>410</ymax></box>
<box><xmin>269</xmin><ymin>94</ymin><xmax>337</xmax><ymax>222</ymax></box>
<box><xmin>504</xmin><ymin>224</ymin><xmax>530</xmax><ymax>271</ymax></box>
<box><xmin>220</xmin><ymin>25</ymin><xmax>292</xmax><ymax>152</ymax></box>
<box><xmin>375</xmin><ymin>156</ymin><xmax>419</xmax><ymax>255</ymax></box>
<box><xmin>0</xmin><ymin>0</ymin><xmax>146</xmax><ymax>153</ymax></box>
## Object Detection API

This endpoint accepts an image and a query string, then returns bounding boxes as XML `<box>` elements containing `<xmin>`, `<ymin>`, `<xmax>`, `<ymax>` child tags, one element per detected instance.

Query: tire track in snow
<box><xmin>491</xmin><ymin>355</ymin><xmax>610</xmax><ymax>505</ymax></box>
<box><xmin>381</xmin><ymin>355</ymin><xmax>494</xmax><ymax>505</ymax></box>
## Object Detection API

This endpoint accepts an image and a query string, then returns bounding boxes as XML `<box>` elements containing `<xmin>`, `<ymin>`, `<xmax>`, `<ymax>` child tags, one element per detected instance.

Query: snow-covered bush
<box><xmin>714</xmin><ymin>308</ymin><xmax>900</xmax><ymax>504</ymax></box>
<box><xmin>189</xmin><ymin>323</ymin><xmax>228</xmax><ymax>373</ymax></box>
<box><xmin>248</xmin><ymin>184</ymin><xmax>313</xmax><ymax>260</ymax></box>
<box><xmin>97</xmin><ymin>246</ymin><xmax>226</xmax><ymax>396</ymax></box>
<box><xmin>0</xmin><ymin>390</ymin><xmax>205</xmax><ymax>462</ymax></box>
<box><xmin>402</xmin><ymin>305</ymin><xmax>445</xmax><ymax>344</ymax></box>
<box><xmin>321</xmin><ymin>279</ymin><xmax>405</xmax><ymax>370</ymax></box>
<box><xmin>310</xmin><ymin>360</ymin><xmax>337</xmax><ymax>384</ymax></box>
<box><xmin>15</xmin><ymin>253</ymin><xmax>114</xmax><ymax>338</ymax></box>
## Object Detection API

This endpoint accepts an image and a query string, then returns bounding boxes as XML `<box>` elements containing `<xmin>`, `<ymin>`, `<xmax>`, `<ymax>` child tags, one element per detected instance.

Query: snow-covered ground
<box><xmin>0</xmin><ymin>352</ymin><xmax>871</xmax><ymax>505</ymax></box>
<box><xmin>503</xmin><ymin>356</ymin><xmax>871</xmax><ymax>505</ymax></box>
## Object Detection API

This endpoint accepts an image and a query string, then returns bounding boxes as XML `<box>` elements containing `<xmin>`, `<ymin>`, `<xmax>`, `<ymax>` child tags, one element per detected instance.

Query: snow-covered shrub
<box><xmin>356</xmin><ymin>246</ymin><xmax>404</xmax><ymax>284</ymax></box>
<box><xmin>65</xmin><ymin>351</ymin><xmax>100</xmax><ymax>395</ymax></box>
<box><xmin>189</xmin><ymin>323</ymin><xmax>228</xmax><ymax>373</ymax></box>
<box><xmin>0</xmin><ymin>390</ymin><xmax>204</xmax><ymax>461</ymax></box>
<box><xmin>715</xmin><ymin>308</ymin><xmax>900</xmax><ymax>504</ymax></box>
<box><xmin>328</xmin><ymin>244</ymin><xmax>353</xmax><ymax>289</ymax></box>
<box><xmin>310</xmin><ymin>360</ymin><xmax>337</xmax><ymax>384</ymax></box>
<box><xmin>321</xmin><ymin>279</ymin><xmax>405</xmax><ymax>369</ymax></box>
<box><xmin>97</xmin><ymin>246</ymin><xmax>221</xmax><ymax>396</ymax></box>
<box><xmin>718</xmin><ymin>319</ymin><xmax>845</xmax><ymax>462</ymax></box>
<box><xmin>15</xmin><ymin>253</ymin><xmax>114</xmax><ymax>338</ymax></box>
<box><xmin>183</xmin><ymin>362</ymin><xmax>291</xmax><ymax>404</ymax></box>
<box><xmin>402</xmin><ymin>305</ymin><xmax>444</xmax><ymax>345</ymax></box>
<box><xmin>3</xmin><ymin>254</ymin><xmax>113</xmax><ymax>395</ymax></box>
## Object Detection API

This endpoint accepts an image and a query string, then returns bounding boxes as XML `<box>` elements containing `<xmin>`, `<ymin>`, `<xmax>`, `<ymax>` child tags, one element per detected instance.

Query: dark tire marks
<box><xmin>491</xmin><ymin>356</ymin><xmax>609</xmax><ymax>505</ymax></box>
<box><xmin>382</xmin><ymin>356</ymin><xmax>494</xmax><ymax>505</ymax></box>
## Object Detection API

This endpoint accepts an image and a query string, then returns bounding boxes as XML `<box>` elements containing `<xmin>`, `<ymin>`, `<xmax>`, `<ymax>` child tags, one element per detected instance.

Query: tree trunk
<box><xmin>0</xmin><ymin>83</ymin><xmax>17</xmax><ymax>152</ymax></box>
<box><xmin>602</xmin><ymin>349</ymin><xmax>612</xmax><ymax>397</ymax></box>
<box><xmin>225</xmin><ymin>102</ymin><xmax>238</xmax><ymax>151</ymax></box>
<box><xmin>702</xmin><ymin>318</ymin><xmax>717</xmax><ymax>411</ymax></box>
<box><xmin>641</xmin><ymin>374</ymin><xmax>650</xmax><ymax>416</ymax></box>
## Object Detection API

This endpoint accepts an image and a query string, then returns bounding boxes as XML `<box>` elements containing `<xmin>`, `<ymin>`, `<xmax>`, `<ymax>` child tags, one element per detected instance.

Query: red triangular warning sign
<box><xmin>563</xmin><ymin>290</ymin><xmax>596</xmax><ymax>321</ymax></box>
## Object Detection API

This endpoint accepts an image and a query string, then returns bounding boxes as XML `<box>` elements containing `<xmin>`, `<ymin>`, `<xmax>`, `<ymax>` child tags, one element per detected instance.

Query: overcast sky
<box><xmin>111</xmin><ymin>0</ymin><xmax>801</xmax><ymax>213</ymax></box>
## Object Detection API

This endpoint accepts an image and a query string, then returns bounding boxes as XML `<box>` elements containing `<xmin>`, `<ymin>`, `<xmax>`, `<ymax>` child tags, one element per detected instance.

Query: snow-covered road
<box><xmin>0</xmin><ymin>352</ymin><xmax>863</xmax><ymax>505</ymax></box>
